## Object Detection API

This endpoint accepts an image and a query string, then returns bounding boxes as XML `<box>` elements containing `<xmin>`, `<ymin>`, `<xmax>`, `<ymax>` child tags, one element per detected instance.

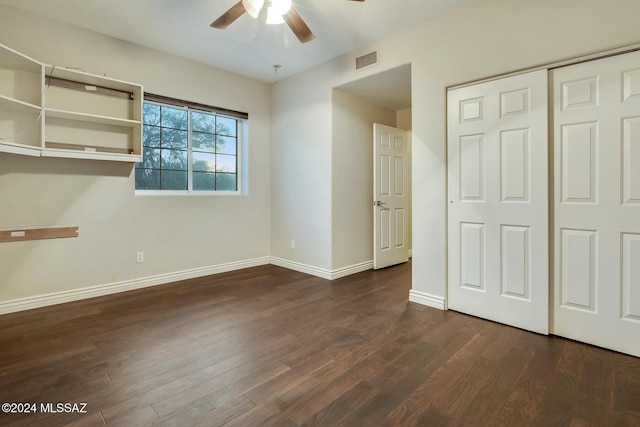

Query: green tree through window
<box><xmin>135</xmin><ymin>101</ymin><xmax>239</xmax><ymax>192</ymax></box>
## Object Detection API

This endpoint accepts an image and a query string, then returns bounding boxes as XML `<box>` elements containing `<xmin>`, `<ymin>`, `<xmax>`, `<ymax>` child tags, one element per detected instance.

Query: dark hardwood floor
<box><xmin>0</xmin><ymin>262</ymin><xmax>639</xmax><ymax>426</ymax></box>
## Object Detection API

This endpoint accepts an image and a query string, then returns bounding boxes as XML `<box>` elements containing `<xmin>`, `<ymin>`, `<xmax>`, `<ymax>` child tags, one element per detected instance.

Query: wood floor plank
<box><xmin>298</xmin><ymin>313</ymin><xmax>445</xmax><ymax>426</ymax></box>
<box><xmin>241</xmin><ymin>353</ymin><xmax>333</xmax><ymax>407</ymax></box>
<box><xmin>220</xmin><ymin>403</ymin><xmax>291</xmax><ymax>427</ymax></box>
<box><xmin>338</xmin><ymin>314</ymin><xmax>490</xmax><ymax>427</ymax></box>
<box><xmin>62</xmin><ymin>411</ymin><xmax>106</xmax><ymax>427</ymax></box>
<box><xmin>151</xmin><ymin>361</ymin><xmax>289</xmax><ymax>418</ymax></box>
<box><xmin>454</xmin><ymin>344</ymin><xmax>537</xmax><ymax>427</ymax></box>
<box><xmin>155</xmin><ymin>394</ymin><xmax>255</xmax><ymax>427</ymax></box>
<box><xmin>385</xmin><ymin>329</ymin><xmax>496</xmax><ymax>426</ymax></box>
<box><xmin>493</xmin><ymin>334</ymin><xmax>565</xmax><ymax>426</ymax></box>
<box><xmin>611</xmin><ymin>354</ymin><xmax>640</xmax><ymax>417</ymax></box>
<box><xmin>574</xmin><ymin>346</ymin><xmax>614</xmax><ymax>426</ymax></box>
<box><xmin>102</xmin><ymin>405</ymin><xmax>158</xmax><ymax>427</ymax></box>
<box><xmin>1</xmin><ymin>262</ymin><xmax>639</xmax><ymax>427</ymax></box>
<box><xmin>282</xmin><ymin>352</ymin><xmax>390</xmax><ymax>424</ymax></box>
<box><xmin>530</xmin><ymin>370</ymin><xmax>580</xmax><ymax>426</ymax></box>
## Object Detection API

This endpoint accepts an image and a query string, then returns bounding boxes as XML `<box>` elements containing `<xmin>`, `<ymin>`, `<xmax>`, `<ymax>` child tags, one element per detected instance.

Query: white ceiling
<box><xmin>0</xmin><ymin>0</ymin><xmax>468</xmax><ymax>84</ymax></box>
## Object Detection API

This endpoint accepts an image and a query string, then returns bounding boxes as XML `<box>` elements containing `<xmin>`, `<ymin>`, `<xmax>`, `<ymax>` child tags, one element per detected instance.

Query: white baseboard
<box><xmin>269</xmin><ymin>257</ymin><xmax>333</xmax><ymax>280</ymax></box>
<box><xmin>330</xmin><ymin>260</ymin><xmax>374</xmax><ymax>280</ymax></box>
<box><xmin>409</xmin><ymin>289</ymin><xmax>446</xmax><ymax>311</ymax></box>
<box><xmin>0</xmin><ymin>256</ymin><xmax>385</xmax><ymax>315</ymax></box>
<box><xmin>0</xmin><ymin>257</ymin><xmax>270</xmax><ymax>315</ymax></box>
<box><xmin>269</xmin><ymin>257</ymin><xmax>373</xmax><ymax>280</ymax></box>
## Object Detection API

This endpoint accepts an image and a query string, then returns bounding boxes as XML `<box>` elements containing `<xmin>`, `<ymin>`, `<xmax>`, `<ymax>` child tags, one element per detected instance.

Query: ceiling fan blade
<box><xmin>282</xmin><ymin>7</ymin><xmax>315</xmax><ymax>43</ymax></box>
<box><xmin>211</xmin><ymin>1</ymin><xmax>247</xmax><ymax>29</ymax></box>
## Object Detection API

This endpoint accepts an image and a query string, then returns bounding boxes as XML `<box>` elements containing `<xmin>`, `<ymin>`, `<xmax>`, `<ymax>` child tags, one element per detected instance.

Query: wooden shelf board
<box><xmin>45</xmin><ymin>108</ymin><xmax>141</xmax><ymax>128</ymax></box>
<box><xmin>0</xmin><ymin>226</ymin><xmax>78</xmax><ymax>243</ymax></box>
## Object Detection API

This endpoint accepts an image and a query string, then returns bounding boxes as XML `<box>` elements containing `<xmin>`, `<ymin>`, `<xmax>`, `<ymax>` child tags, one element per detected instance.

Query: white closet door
<box><xmin>447</xmin><ymin>70</ymin><xmax>549</xmax><ymax>334</ymax></box>
<box><xmin>553</xmin><ymin>51</ymin><xmax>640</xmax><ymax>357</ymax></box>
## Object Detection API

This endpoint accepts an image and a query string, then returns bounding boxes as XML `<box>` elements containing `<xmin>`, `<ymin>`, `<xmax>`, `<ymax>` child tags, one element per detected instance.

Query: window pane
<box><xmin>161</xmin><ymin>128</ymin><xmax>188</xmax><ymax>150</ymax></box>
<box><xmin>161</xmin><ymin>149</ymin><xmax>188</xmax><ymax>170</ymax></box>
<box><xmin>193</xmin><ymin>152</ymin><xmax>215</xmax><ymax>172</ymax></box>
<box><xmin>216</xmin><ymin>154</ymin><xmax>237</xmax><ymax>173</ymax></box>
<box><xmin>135</xmin><ymin>168</ymin><xmax>160</xmax><ymax>190</ymax></box>
<box><xmin>137</xmin><ymin>100</ymin><xmax>243</xmax><ymax>193</ymax></box>
<box><xmin>143</xmin><ymin>125</ymin><xmax>161</xmax><ymax>148</ymax></box>
<box><xmin>161</xmin><ymin>170</ymin><xmax>188</xmax><ymax>190</ymax></box>
<box><xmin>217</xmin><ymin>136</ymin><xmax>237</xmax><ymax>155</ymax></box>
<box><xmin>139</xmin><ymin>147</ymin><xmax>160</xmax><ymax>169</ymax></box>
<box><xmin>193</xmin><ymin>132</ymin><xmax>215</xmax><ymax>152</ymax></box>
<box><xmin>192</xmin><ymin>111</ymin><xmax>215</xmax><ymax>133</ymax></box>
<box><xmin>193</xmin><ymin>172</ymin><xmax>216</xmax><ymax>191</ymax></box>
<box><xmin>143</xmin><ymin>103</ymin><xmax>160</xmax><ymax>126</ymax></box>
<box><xmin>161</xmin><ymin>106</ymin><xmax>188</xmax><ymax>130</ymax></box>
<box><xmin>216</xmin><ymin>173</ymin><xmax>237</xmax><ymax>191</ymax></box>
<box><xmin>216</xmin><ymin>117</ymin><xmax>237</xmax><ymax>137</ymax></box>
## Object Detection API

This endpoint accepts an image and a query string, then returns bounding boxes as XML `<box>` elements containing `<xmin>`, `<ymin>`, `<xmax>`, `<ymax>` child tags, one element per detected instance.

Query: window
<box><xmin>135</xmin><ymin>95</ymin><xmax>246</xmax><ymax>193</ymax></box>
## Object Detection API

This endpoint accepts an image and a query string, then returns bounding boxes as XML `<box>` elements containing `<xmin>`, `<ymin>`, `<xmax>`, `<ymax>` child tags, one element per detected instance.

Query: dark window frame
<box><xmin>135</xmin><ymin>94</ymin><xmax>246</xmax><ymax>194</ymax></box>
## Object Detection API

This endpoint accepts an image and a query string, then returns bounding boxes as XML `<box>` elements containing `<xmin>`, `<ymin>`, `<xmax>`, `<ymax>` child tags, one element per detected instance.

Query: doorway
<box><xmin>332</xmin><ymin>64</ymin><xmax>412</xmax><ymax>272</ymax></box>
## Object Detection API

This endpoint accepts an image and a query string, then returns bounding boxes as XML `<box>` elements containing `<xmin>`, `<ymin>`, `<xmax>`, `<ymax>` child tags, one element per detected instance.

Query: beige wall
<box><xmin>331</xmin><ymin>89</ymin><xmax>396</xmax><ymax>269</ymax></box>
<box><xmin>270</xmin><ymin>64</ymin><xmax>335</xmax><ymax>269</ymax></box>
<box><xmin>4</xmin><ymin>0</ymin><xmax>640</xmax><ymax>308</ymax></box>
<box><xmin>396</xmin><ymin>108</ymin><xmax>412</xmax><ymax>130</ymax></box>
<box><xmin>0</xmin><ymin>6</ymin><xmax>272</xmax><ymax>303</ymax></box>
<box><xmin>272</xmin><ymin>0</ymin><xmax>640</xmax><ymax>300</ymax></box>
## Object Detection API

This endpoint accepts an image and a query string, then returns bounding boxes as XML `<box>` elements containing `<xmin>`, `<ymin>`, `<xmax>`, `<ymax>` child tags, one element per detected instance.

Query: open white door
<box><xmin>447</xmin><ymin>70</ymin><xmax>549</xmax><ymax>334</ymax></box>
<box><xmin>552</xmin><ymin>51</ymin><xmax>640</xmax><ymax>357</ymax></box>
<box><xmin>373</xmin><ymin>123</ymin><xmax>409</xmax><ymax>269</ymax></box>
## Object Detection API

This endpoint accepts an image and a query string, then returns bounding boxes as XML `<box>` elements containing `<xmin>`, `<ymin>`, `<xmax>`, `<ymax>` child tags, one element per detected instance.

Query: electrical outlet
<box><xmin>290</xmin><ymin>240</ymin><xmax>296</xmax><ymax>250</ymax></box>
<box><xmin>136</xmin><ymin>251</ymin><xmax>144</xmax><ymax>263</ymax></box>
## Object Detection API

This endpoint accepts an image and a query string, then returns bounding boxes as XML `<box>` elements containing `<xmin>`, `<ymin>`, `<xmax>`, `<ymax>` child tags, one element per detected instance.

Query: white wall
<box><xmin>331</xmin><ymin>89</ymin><xmax>396</xmax><ymax>270</ymax></box>
<box><xmin>272</xmin><ymin>0</ymin><xmax>640</xmax><ymax>301</ymax></box>
<box><xmin>0</xmin><ymin>6</ymin><xmax>272</xmax><ymax>303</ymax></box>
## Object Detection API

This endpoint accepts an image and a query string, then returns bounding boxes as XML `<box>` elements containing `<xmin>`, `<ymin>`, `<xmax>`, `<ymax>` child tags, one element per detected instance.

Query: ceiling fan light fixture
<box><xmin>241</xmin><ymin>0</ymin><xmax>264</xmax><ymax>18</ymax></box>
<box><xmin>266</xmin><ymin>9</ymin><xmax>284</xmax><ymax>25</ymax></box>
<box><xmin>265</xmin><ymin>0</ymin><xmax>292</xmax><ymax>25</ymax></box>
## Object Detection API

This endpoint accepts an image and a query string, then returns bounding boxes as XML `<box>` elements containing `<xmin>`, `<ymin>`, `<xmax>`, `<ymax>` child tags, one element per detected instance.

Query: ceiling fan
<box><xmin>211</xmin><ymin>0</ymin><xmax>365</xmax><ymax>44</ymax></box>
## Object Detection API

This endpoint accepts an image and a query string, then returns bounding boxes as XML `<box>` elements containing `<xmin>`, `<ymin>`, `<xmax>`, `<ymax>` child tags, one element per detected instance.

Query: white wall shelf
<box><xmin>42</xmin><ymin>147</ymin><xmax>142</xmax><ymax>163</ymax></box>
<box><xmin>0</xmin><ymin>95</ymin><xmax>41</xmax><ymax>113</ymax></box>
<box><xmin>0</xmin><ymin>43</ymin><xmax>42</xmax><ymax>74</ymax></box>
<box><xmin>45</xmin><ymin>108</ymin><xmax>141</xmax><ymax>128</ymax></box>
<box><xmin>0</xmin><ymin>43</ymin><xmax>43</xmax><ymax>155</ymax></box>
<box><xmin>0</xmin><ymin>42</ymin><xmax>143</xmax><ymax>163</ymax></box>
<box><xmin>43</xmin><ymin>65</ymin><xmax>143</xmax><ymax>162</ymax></box>
<box><xmin>0</xmin><ymin>139</ymin><xmax>42</xmax><ymax>157</ymax></box>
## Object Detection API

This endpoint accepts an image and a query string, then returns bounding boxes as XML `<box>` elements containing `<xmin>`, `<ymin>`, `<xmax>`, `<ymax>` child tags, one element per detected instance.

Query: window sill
<box><xmin>135</xmin><ymin>190</ymin><xmax>244</xmax><ymax>197</ymax></box>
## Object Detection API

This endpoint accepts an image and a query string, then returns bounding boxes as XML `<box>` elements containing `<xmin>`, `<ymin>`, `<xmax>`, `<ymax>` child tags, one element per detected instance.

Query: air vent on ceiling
<box><xmin>355</xmin><ymin>50</ymin><xmax>378</xmax><ymax>70</ymax></box>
